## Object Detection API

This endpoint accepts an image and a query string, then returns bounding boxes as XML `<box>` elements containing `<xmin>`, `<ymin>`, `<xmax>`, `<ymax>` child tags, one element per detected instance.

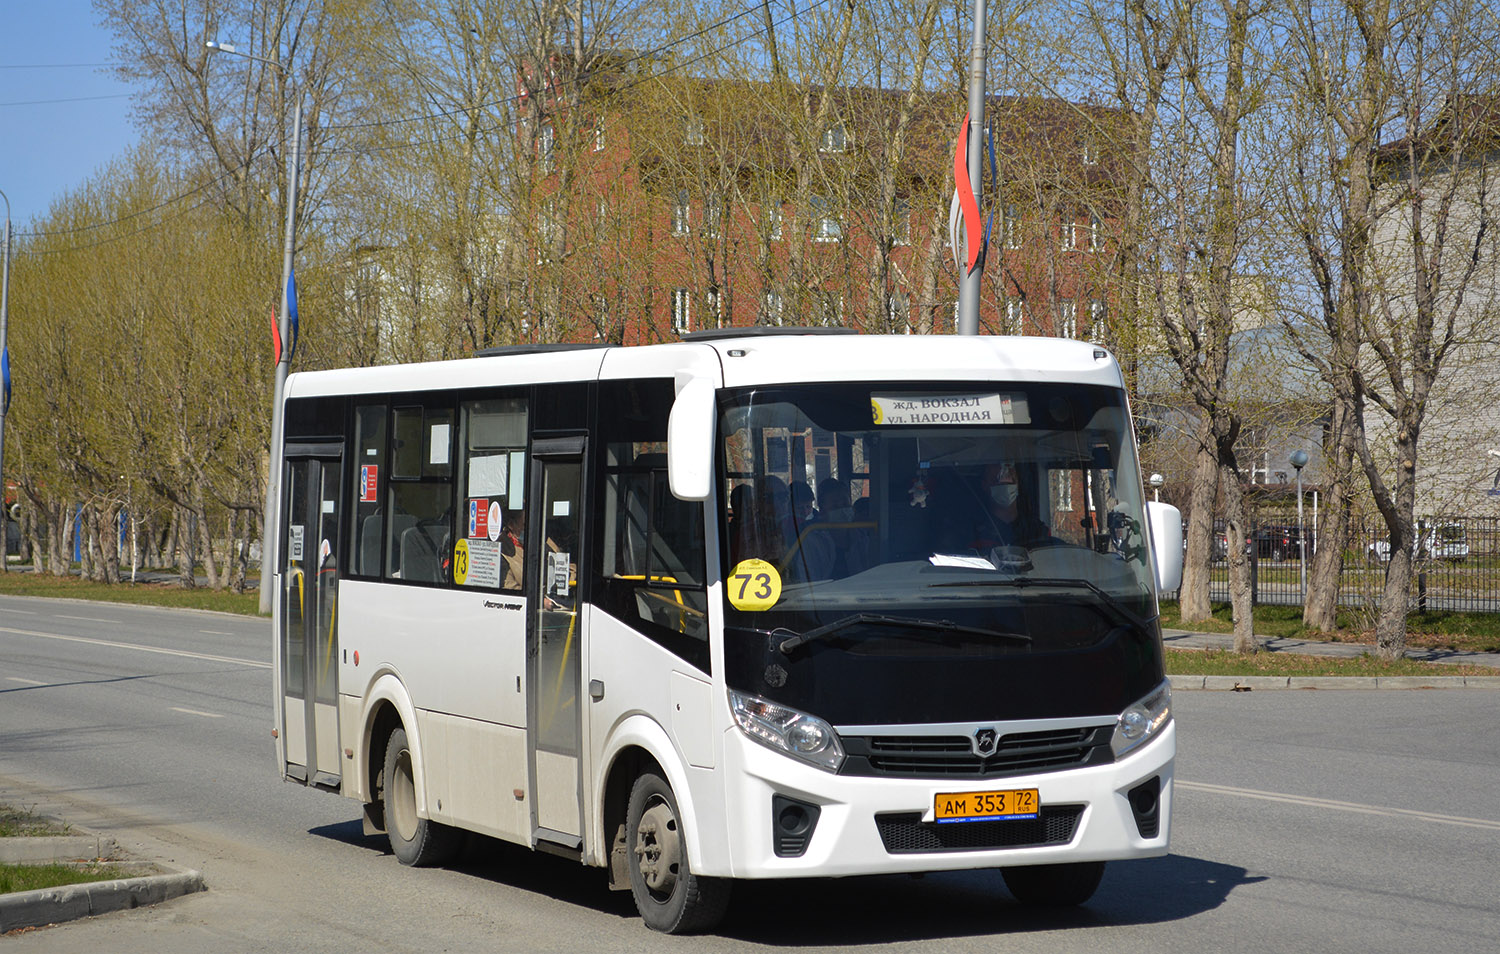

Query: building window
<box><xmin>671</xmin><ymin>288</ymin><xmax>691</xmax><ymax>334</ymax></box>
<box><xmin>893</xmin><ymin>197</ymin><xmax>911</xmax><ymax>245</ymax></box>
<box><xmin>766</xmin><ymin>203</ymin><xmax>783</xmax><ymax>241</ymax></box>
<box><xmin>539</xmin><ymin>124</ymin><xmax>555</xmax><ymax>173</ymax></box>
<box><xmin>704</xmin><ymin>193</ymin><xmax>722</xmax><ymax>239</ymax></box>
<box><xmin>707</xmin><ymin>287</ymin><xmax>723</xmax><ymax>326</ymax></box>
<box><xmin>593</xmin><ymin>118</ymin><xmax>605</xmax><ymax>152</ymax></box>
<box><xmin>1082</xmin><ymin>136</ymin><xmax>1099</xmax><ymax>166</ymax></box>
<box><xmin>815</xmin><ymin>292</ymin><xmax>842</xmax><ymax>326</ymax></box>
<box><xmin>811</xmin><ymin>195</ymin><xmax>841</xmax><ymax>242</ymax></box>
<box><xmin>1088</xmin><ymin>213</ymin><xmax>1102</xmax><ymax>252</ymax></box>
<box><xmin>1089</xmin><ymin>299</ymin><xmax>1107</xmax><ymax>341</ymax></box>
<box><xmin>1060</xmin><ymin>215</ymin><xmax>1077</xmax><ymax>251</ymax></box>
<box><xmin>1003</xmin><ymin>203</ymin><xmax>1021</xmax><ymax>249</ymax></box>
<box><xmin>762</xmin><ymin>289</ymin><xmax>784</xmax><ymax>325</ymax></box>
<box><xmin>1005</xmin><ymin>298</ymin><xmax>1026</xmax><ymax>335</ymax></box>
<box><xmin>685</xmin><ymin>116</ymin><xmax>705</xmax><ymax>146</ymax></box>
<box><xmin>1058</xmin><ymin>301</ymin><xmax>1077</xmax><ymax>338</ymax></box>
<box><xmin>1051</xmin><ymin>469</ymin><xmax>1075</xmax><ymax>512</ymax></box>
<box><xmin>671</xmin><ymin>189</ymin><xmax>690</xmax><ymax>236</ymax></box>
<box><xmin>887</xmin><ymin>291</ymin><xmax>910</xmax><ymax>329</ymax></box>
<box><xmin>820</xmin><ymin>122</ymin><xmax>848</xmax><ymax>153</ymax></box>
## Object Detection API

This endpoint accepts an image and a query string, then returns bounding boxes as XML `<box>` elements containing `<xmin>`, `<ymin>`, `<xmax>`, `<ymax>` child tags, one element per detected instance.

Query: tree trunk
<box><xmin>177</xmin><ymin>505</ymin><xmax>197</xmax><ymax>589</ymax></box>
<box><xmin>1220</xmin><ymin>465</ymin><xmax>1258</xmax><ymax>653</ymax></box>
<box><xmin>1303</xmin><ymin>398</ymin><xmax>1356</xmax><ymax>631</ymax></box>
<box><xmin>1374</xmin><ymin>544</ymin><xmax>1414</xmax><ymax>659</ymax></box>
<box><xmin>1179</xmin><ymin>419</ymin><xmax>1221</xmax><ymax>621</ymax></box>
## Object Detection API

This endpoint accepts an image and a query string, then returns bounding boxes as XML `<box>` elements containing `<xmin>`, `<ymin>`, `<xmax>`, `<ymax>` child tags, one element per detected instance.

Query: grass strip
<box><xmin>1159</xmin><ymin>601</ymin><xmax>1500</xmax><ymax>654</ymax></box>
<box><xmin>0</xmin><ymin>862</ymin><xmax>133</xmax><ymax>894</ymax></box>
<box><xmin>0</xmin><ymin>572</ymin><xmax>260</xmax><ymax>617</ymax></box>
<box><xmin>1165</xmin><ymin>648</ymin><xmax>1496</xmax><ymax>678</ymax></box>
<box><xmin>0</xmin><ymin>806</ymin><xmax>68</xmax><ymax>838</ymax></box>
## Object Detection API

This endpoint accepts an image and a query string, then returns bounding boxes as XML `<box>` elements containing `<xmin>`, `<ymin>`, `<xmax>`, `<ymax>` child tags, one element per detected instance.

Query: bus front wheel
<box><xmin>382</xmin><ymin>727</ymin><xmax>462</xmax><ymax>867</ymax></box>
<box><xmin>1002</xmin><ymin>861</ymin><xmax>1106</xmax><ymax>906</ymax></box>
<box><xmin>625</xmin><ymin>772</ymin><xmax>731</xmax><ymax>933</ymax></box>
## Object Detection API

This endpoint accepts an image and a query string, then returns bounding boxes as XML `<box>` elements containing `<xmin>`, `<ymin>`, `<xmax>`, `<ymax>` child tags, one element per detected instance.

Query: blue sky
<box><xmin>0</xmin><ymin>0</ymin><xmax>140</xmax><ymax>228</ymax></box>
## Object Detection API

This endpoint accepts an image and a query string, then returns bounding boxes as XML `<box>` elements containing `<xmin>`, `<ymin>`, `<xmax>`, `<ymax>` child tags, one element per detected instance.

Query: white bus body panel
<box><xmin>338</xmin><ymin>579</ymin><xmax>531</xmax><ymax>844</ymax></box>
<box><xmin>585</xmin><ymin>607</ymin><xmax>726</xmax><ymax>873</ymax></box>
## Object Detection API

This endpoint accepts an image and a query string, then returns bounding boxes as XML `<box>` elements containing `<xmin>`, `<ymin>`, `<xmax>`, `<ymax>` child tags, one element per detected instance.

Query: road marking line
<box><xmin>3</xmin><ymin>608</ymin><xmax>37</xmax><ymax>614</ymax></box>
<box><xmin>57</xmin><ymin>615</ymin><xmax>112</xmax><ymax>623</ymax></box>
<box><xmin>7</xmin><ymin>677</ymin><xmax>47</xmax><ymax>686</ymax></box>
<box><xmin>0</xmin><ymin>626</ymin><xmax>269</xmax><ymax>670</ymax></box>
<box><xmin>1178</xmin><ymin>780</ymin><xmax>1500</xmax><ymax>831</ymax></box>
<box><xmin>199</xmin><ymin>630</ymin><xmax>233</xmax><ymax>635</ymax></box>
<box><xmin>170</xmin><ymin>706</ymin><xmax>224</xmax><ymax>719</ymax></box>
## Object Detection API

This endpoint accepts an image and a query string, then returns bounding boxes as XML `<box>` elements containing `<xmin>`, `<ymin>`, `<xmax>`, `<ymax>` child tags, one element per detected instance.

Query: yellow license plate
<box><xmin>934</xmin><ymin>788</ymin><xmax>1039</xmax><ymax>823</ymax></box>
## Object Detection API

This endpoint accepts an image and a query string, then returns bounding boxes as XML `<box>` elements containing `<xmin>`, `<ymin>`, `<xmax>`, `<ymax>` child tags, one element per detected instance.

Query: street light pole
<box><xmin>207</xmin><ymin>40</ymin><xmax>302</xmax><ymax>613</ymax></box>
<box><xmin>1290</xmin><ymin>450</ymin><xmax>1308</xmax><ymax>606</ymax></box>
<box><xmin>0</xmin><ymin>187</ymin><xmax>12</xmax><ymax>574</ymax></box>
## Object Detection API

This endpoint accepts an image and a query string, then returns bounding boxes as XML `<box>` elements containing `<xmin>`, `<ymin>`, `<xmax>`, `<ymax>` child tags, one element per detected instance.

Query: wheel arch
<box><xmin>359</xmin><ymin>671</ymin><xmax>429</xmax><ymax>816</ymax></box>
<box><xmin>595</xmin><ymin>715</ymin><xmax>700</xmax><ymax>876</ymax></box>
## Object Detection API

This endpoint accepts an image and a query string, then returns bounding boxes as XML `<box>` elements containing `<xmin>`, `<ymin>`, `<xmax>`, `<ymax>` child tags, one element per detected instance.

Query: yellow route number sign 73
<box><xmin>728</xmin><ymin>559</ymin><xmax>781</xmax><ymax>611</ymax></box>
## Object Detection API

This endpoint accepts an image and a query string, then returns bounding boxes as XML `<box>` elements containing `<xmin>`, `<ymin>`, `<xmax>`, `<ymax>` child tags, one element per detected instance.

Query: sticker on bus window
<box><xmin>359</xmin><ymin>464</ymin><xmax>378</xmax><ymax>502</ymax></box>
<box><xmin>870</xmin><ymin>392</ymin><xmax>1029</xmax><ymax>426</ymax></box>
<box><xmin>728</xmin><ymin>559</ymin><xmax>782</xmax><ymax>611</ymax></box>
<box><xmin>468</xmin><ymin>498</ymin><xmax>489</xmax><ymax>539</ymax></box>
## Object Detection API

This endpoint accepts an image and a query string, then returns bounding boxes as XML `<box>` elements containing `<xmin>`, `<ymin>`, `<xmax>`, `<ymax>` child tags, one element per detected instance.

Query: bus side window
<box><xmin>595</xmin><ymin>380</ymin><xmax>710</xmax><ymax>672</ymax></box>
<box><xmin>386</xmin><ymin>405</ymin><xmax>455</xmax><ymax>583</ymax></box>
<box><xmin>350</xmin><ymin>404</ymin><xmax>387</xmax><ymax>578</ymax></box>
<box><xmin>456</xmin><ymin>396</ymin><xmax>529</xmax><ymax>592</ymax></box>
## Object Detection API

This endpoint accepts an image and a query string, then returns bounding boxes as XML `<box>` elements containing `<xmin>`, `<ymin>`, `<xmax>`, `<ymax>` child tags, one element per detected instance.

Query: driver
<box><xmin>972</xmin><ymin>462</ymin><xmax>1049</xmax><ymax>549</ymax></box>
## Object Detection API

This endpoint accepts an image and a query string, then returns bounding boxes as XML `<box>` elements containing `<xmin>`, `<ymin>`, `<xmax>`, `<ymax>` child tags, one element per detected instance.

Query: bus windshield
<box><xmin>718</xmin><ymin>381</ymin><xmax>1161</xmax><ymax>723</ymax></box>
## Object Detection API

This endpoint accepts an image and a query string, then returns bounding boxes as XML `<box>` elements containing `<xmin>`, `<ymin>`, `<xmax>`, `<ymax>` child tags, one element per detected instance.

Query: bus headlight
<box><xmin>729</xmin><ymin>690</ymin><xmax>845</xmax><ymax>772</ymax></box>
<box><xmin>1111</xmin><ymin>679</ymin><xmax>1172</xmax><ymax>758</ymax></box>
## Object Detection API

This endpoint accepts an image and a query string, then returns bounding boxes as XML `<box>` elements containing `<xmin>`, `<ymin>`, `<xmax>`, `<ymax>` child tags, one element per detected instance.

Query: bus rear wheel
<box><xmin>625</xmin><ymin>772</ymin><xmax>731</xmax><ymax>934</ymax></box>
<box><xmin>1002</xmin><ymin>861</ymin><xmax>1106</xmax><ymax>907</ymax></box>
<box><xmin>382</xmin><ymin>727</ymin><xmax>462</xmax><ymax>867</ymax></box>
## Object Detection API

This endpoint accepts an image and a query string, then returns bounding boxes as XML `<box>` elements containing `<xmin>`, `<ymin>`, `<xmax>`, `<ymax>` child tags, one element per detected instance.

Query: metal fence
<box><xmin>1172</xmin><ymin>516</ymin><xmax>1500</xmax><ymax>615</ymax></box>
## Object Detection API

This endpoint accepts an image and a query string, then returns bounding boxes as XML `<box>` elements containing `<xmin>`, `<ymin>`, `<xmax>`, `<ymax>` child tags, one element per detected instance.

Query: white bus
<box><xmin>272</xmin><ymin>329</ymin><xmax>1183</xmax><ymax>933</ymax></box>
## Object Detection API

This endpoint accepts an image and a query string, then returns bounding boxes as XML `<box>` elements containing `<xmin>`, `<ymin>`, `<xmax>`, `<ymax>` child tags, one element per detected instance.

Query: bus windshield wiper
<box><xmin>929</xmin><ymin>576</ymin><xmax>1151</xmax><ymax>633</ymax></box>
<box><xmin>777</xmin><ymin>613</ymin><xmax>1030</xmax><ymax>656</ymax></box>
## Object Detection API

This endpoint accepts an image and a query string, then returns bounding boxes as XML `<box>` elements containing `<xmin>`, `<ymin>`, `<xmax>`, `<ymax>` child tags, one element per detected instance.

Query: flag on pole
<box><xmin>285</xmin><ymin>267</ymin><xmax>300</xmax><ymax>364</ymax></box>
<box><xmin>270</xmin><ymin>307</ymin><xmax>283</xmax><ymax>366</ymax></box>
<box><xmin>1</xmin><ymin>346</ymin><xmax>11</xmax><ymax>415</ymax></box>
<box><xmin>952</xmin><ymin>112</ymin><xmax>983</xmax><ymax>275</ymax></box>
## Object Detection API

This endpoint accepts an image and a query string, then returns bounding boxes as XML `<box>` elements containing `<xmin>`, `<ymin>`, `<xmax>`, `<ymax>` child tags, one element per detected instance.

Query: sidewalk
<box><xmin>0</xmin><ymin>813</ymin><xmax>203</xmax><ymax>934</ymax></box>
<box><xmin>1162</xmin><ymin>627</ymin><xmax>1500</xmax><ymax>690</ymax></box>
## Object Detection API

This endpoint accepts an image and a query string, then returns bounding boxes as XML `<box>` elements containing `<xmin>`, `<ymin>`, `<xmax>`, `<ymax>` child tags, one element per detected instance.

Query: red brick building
<box><xmin>515</xmin><ymin>58</ymin><xmax>1131</xmax><ymax>345</ymax></box>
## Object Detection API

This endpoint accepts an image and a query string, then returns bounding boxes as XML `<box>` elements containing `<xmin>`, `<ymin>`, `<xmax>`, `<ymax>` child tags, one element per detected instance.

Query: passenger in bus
<box><xmin>803</xmin><ymin>479</ymin><xmax>871</xmax><ymax>579</ymax></box>
<box><xmin>752</xmin><ymin>475</ymin><xmax>800</xmax><ymax>568</ymax></box>
<box><xmin>973</xmin><ymin>462</ymin><xmax>1049</xmax><ymax>550</ymax></box>
<box><xmin>727</xmin><ymin>482</ymin><xmax>755</xmax><ymax>563</ymax></box>
<box><xmin>501</xmin><ymin>509</ymin><xmax>525</xmax><ymax>590</ymax></box>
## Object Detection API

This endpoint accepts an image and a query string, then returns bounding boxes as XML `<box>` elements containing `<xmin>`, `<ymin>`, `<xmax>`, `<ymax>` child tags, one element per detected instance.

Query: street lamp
<box><xmin>206</xmin><ymin>39</ymin><xmax>304</xmax><ymax>613</ymax></box>
<box><xmin>1149</xmin><ymin>473</ymin><xmax>1164</xmax><ymax>503</ymax></box>
<box><xmin>1290</xmin><ymin>449</ymin><xmax>1309</xmax><ymax>604</ymax></box>
<box><xmin>0</xmin><ymin>187</ymin><xmax>11</xmax><ymax>574</ymax></box>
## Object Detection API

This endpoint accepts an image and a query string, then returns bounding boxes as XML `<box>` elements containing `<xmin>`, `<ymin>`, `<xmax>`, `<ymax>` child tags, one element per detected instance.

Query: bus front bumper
<box><xmin>714</xmin><ymin>721</ymin><xmax>1174</xmax><ymax>880</ymax></box>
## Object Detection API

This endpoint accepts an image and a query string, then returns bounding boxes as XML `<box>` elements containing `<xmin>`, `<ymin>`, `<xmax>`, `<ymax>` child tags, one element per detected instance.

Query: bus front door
<box><xmin>527</xmin><ymin>439</ymin><xmax>585</xmax><ymax>850</ymax></box>
<box><xmin>280</xmin><ymin>449</ymin><xmax>343</xmax><ymax>791</ymax></box>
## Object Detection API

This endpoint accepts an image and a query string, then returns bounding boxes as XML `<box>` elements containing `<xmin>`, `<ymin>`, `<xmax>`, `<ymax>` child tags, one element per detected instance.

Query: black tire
<box><xmin>1002</xmin><ymin>861</ymin><xmax>1106</xmax><ymax>907</ymax></box>
<box><xmin>382</xmin><ymin>727</ymin><xmax>462</xmax><ymax>867</ymax></box>
<box><xmin>625</xmin><ymin>772</ymin><xmax>731</xmax><ymax>934</ymax></box>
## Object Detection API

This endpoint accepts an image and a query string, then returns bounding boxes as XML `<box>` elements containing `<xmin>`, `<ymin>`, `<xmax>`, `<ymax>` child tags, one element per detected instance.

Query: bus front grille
<box><xmin>874</xmin><ymin>805</ymin><xmax>1084</xmax><ymax>854</ymax></box>
<box><xmin>840</xmin><ymin>727</ymin><xmax>1113</xmax><ymax>779</ymax></box>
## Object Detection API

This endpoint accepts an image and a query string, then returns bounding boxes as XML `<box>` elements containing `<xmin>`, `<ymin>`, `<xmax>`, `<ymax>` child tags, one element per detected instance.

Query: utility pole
<box><xmin>0</xmin><ymin>188</ymin><xmax>12</xmax><ymax>573</ymax></box>
<box><xmin>206</xmin><ymin>40</ymin><xmax>303</xmax><ymax>612</ymax></box>
<box><xmin>955</xmin><ymin>0</ymin><xmax>988</xmax><ymax>336</ymax></box>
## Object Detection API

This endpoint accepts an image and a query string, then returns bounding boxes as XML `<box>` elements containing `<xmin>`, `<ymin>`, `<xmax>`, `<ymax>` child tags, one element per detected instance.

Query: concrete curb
<box><xmin>0</xmin><ymin>868</ymin><xmax>205</xmax><ymax>933</ymax></box>
<box><xmin>1168</xmin><ymin>673</ymin><xmax>1500</xmax><ymax>690</ymax></box>
<box><xmin>0</xmin><ymin>835</ymin><xmax>118</xmax><ymax>865</ymax></box>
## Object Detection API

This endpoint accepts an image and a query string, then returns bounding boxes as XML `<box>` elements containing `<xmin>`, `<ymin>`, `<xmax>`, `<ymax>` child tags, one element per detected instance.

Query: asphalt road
<box><xmin>2</xmin><ymin>594</ymin><xmax>1498</xmax><ymax>952</ymax></box>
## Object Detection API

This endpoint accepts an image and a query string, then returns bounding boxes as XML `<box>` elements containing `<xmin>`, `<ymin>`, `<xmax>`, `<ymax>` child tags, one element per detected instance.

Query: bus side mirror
<box><xmin>668</xmin><ymin>374</ymin><xmax>716</xmax><ymax>501</ymax></box>
<box><xmin>1146</xmin><ymin>502</ymin><xmax>1183</xmax><ymax>594</ymax></box>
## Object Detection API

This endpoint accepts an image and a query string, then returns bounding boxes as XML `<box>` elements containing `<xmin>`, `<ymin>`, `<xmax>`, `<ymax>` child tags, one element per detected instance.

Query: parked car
<box><xmin>1366</xmin><ymin>522</ymin><xmax>1470</xmax><ymax>564</ymax></box>
<box><xmin>1250</xmin><ymin>525</ymin><xmax>1305</xmax><ymax>562</ymax></box>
